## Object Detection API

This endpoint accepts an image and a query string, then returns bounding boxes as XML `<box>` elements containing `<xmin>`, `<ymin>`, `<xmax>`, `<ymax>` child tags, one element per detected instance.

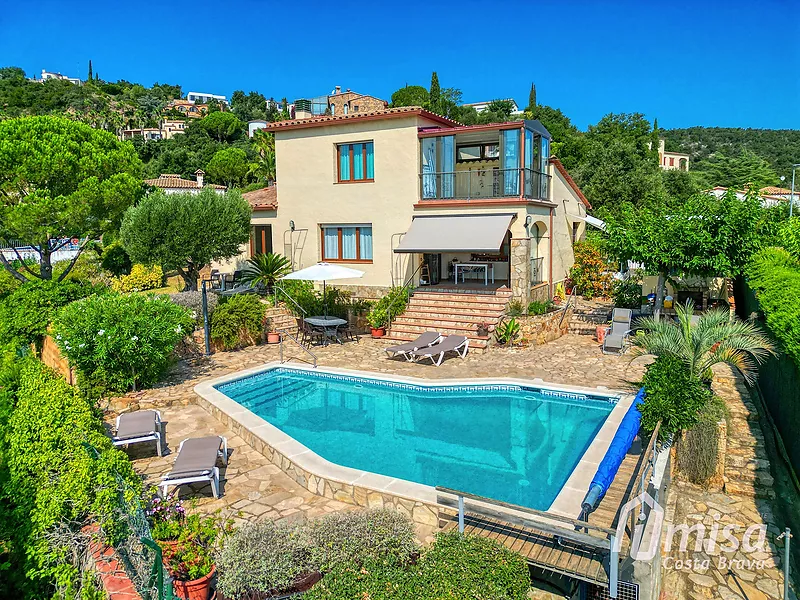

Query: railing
<box><xmin>279</xmin><ymin>331</ymin><xmax>317</xmax><ymax>368</ymax></box>
<box><xmin>419</xmin><ymin>168</ymin><xmax>550</xmax><ymax>201</ymax></box>
<box><xmin>273</xmin><ymin>283</ymin><xmax>307</xmax><ymax>317</ymax></box>
<box><xmin>558</xmin><ymin>285</ymin><xmax>577</xmax><ymax>329</ymax></box>
<box><xmin>627</xmin><ymin>422</ymin><xmax>662</xmax><ymax>543</ymax></box>
<box><xmin>436</xmin><ymin>486</ymin><xmax>620</xmax><ymax>597</ymax></box>
<box><xmin>386</xmin><ymin>262</ymin><xmax>424</xmax><ymax>334</ymax></box>
<box><xmin>531</xmin><ymin>257</ymin><xmax>545</xmax><ymax>285</ymax></box>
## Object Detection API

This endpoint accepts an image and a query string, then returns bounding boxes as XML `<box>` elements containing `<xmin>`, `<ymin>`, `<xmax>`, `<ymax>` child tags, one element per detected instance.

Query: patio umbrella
<box><xmin>281</xmin><ymin>262</ymin><xmax>364</xmax><ymax>318</ymax></box>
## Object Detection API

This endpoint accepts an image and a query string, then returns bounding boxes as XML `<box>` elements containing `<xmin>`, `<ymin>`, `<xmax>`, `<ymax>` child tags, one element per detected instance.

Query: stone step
<box><xmin>407</xmin><ymin>301</ymin><xmax>507</xmax><ymax>315</ymax></box>
<box><xmin>411</xmin><ymin>292</ymin><xmax>510</xmax><ymax>306</ymax></box>
<box><xmin>724</xmin><ymin>480</ymin><xmax>776</xmax><ymax>499</ymax></box>
<box><xmin>725</xmin><ymin>468</ymin><xmax>774</xmax><ymax>487</ymax></box>
<box><xmin>725</xmin><ymin>455</ymin><xmax>771</xmax><ymax>472</ymax></box>
<box><xmin>398</xmin><ymin>311</ymin><xmax>503</xmax><ymax>325</ymax></box>
<box><xmin>383</xmin><ymin>332</ymin><xmax>489</xmax><ymax>350</ymax></box>
<box><xmin>389</xmin><ymin>322</ymin><xmax>488</xmax><ymax>337</ymax></box>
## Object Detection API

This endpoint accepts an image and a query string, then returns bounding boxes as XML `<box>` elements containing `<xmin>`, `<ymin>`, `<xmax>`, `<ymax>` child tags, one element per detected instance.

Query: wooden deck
<box><xmin>437</xmin><ymin>436</ymin><xmax>648</xmax><ymax>587</ymax></box>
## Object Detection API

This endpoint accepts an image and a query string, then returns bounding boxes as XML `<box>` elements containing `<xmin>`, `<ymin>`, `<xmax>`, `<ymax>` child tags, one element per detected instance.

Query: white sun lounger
<box><xmin>159</xmin><ymin>436</ymin><xmax>228</xmax><ymax>499</ymax></box>
<box><xmin>409</xmin><ymin>335</ymin><xmax>469</xmax><ymax>367</ymax></box>
<box><xmin>112</xmin><ymin>410</ymin><xmax>163</xmax><ymax>457</ymax></box>
<box><xmin>385</xmin><ymin>331</ymin><xmax>442</xmax><ymax>361</ymax></box>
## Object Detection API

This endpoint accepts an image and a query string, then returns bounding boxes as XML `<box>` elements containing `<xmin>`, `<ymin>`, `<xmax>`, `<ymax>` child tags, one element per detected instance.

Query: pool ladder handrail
<box><xmin>278</xmin><ymin>331</ymin><xmax>317</xmax><ymax>368</ymax></box>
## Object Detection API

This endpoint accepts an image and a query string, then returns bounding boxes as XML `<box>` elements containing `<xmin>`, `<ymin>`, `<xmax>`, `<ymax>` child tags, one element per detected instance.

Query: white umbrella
<box><xmin>282</xmin><ymin>262</ymin><xmax>364</xmax><ymax>318</ymax></box>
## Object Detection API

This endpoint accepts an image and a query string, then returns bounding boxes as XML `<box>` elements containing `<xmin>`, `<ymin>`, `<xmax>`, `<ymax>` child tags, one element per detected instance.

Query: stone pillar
<box><xmin>510</xmin><ymin>238</ymin><xmax>531</xmax><ymax>304</ymax></box>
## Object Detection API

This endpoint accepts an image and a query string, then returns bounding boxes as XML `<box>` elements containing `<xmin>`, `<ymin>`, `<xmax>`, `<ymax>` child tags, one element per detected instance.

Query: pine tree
<box><xmin>280</xmin><ymin>97</ymin><xmax>290</xmax><ymax>120</ymax></box>
<box><xmin>528</xmin><ymin>83</ymin><xmax>537</xmax><ymax>110</ymax></box>
<box><xmin>429</xmin><ymin>72</ymin><xmax>441</xmax><ymax>111</ymax></box>
<box><xmin>87</xmin><ymin>60</ymin><xmax>93</xmax><ymax>82</ymax></box>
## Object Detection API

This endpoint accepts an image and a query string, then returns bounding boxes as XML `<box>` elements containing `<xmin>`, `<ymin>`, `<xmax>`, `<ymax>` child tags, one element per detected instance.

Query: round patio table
<box><xmin>305</xmin><ymin>316</ymin><xmax>348</xmax><ymax>345</ymax></box>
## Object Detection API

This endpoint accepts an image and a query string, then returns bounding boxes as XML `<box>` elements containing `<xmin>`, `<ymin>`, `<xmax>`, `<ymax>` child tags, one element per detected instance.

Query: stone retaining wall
<box><xmin>516</xmin><ymin>306</ymin><xmax>572</xmax><ymax>345</ymax></box>
<box><xmin>195</xmin><ymin>392</ymin><xmax>444</xmax><ymax>530</ymax></box>
<box><xmin>39</xmin><ymin>334</ymin><xmax>76</xmax><ymax>384</ymax></box>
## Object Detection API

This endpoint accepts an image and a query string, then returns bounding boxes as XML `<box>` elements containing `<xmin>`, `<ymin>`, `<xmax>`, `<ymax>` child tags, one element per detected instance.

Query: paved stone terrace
<box><xmin>109</xmin><ymin>335</ymin><xmax>645</xmax><ymax>540</ymax></box>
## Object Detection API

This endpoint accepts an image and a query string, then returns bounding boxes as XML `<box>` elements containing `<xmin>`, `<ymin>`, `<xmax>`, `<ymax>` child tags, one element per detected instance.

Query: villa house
<box><xmin>236</xmin><ymin>106</ymin><xmax>589</xmax><ymax>309</ymax></box>
<box><xmin>144</xmin><ymin>170</ymin><xmax>226</xmax><ymax>194</ymax></box>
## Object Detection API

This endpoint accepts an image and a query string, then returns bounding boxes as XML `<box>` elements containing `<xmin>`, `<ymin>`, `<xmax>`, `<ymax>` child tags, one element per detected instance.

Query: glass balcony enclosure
<box><xmin>419</xmin><ymin>120</ymin><xmax>551</xmax><ymax>202</ymax></box>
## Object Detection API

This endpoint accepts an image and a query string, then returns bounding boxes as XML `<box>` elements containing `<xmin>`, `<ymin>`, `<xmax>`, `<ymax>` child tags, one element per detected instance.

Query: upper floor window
<box><xmin>337</xmin><ymin>142</ymin><xmax>374</xmax><ymax>182</ymax></box>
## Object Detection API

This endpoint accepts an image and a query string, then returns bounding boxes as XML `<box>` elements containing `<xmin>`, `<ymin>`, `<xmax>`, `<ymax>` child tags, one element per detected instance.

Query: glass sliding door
<box><xmin>501</xmin><ymin>129</ymin><xmax>520</xmax><ymax>196</ymax></box>
<box><xmin>440</xmin><ymin>135</ymin><xmax>455</xmax><ymax>199</ymax></box>
<box><xmin>421</xmin><ymin>137</ymin><xmax>437</xmax><ymax>199</ymax></box>
<box><xmin>539</xmin><ymin>136</ymin><xmax>550</xmax><ymax>199</ymax></box>
<box><xmin>524</xmin><ymin>129</ymin><xmax>533</xmax><ymax>197</ymax></box>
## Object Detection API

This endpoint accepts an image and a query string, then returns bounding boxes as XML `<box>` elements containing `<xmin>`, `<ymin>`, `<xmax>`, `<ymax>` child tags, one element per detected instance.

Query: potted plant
<box><xmin>265</xmin><ymin>317</ymin><xmax>281</xmax><ymax>344</ymax></box>
<box><xmin>476</xmin><ymin>322</ymin><xmax>490</xmax><ymax>337</ymax></box>
<box><xmin>148</xmin><ymin>493</ymin><xmax>186</xmax><ymax>546</ymax></box>
<box><xmin>366</xmin><ymin>307</ymin><xmax>387</xmax><ymax>338</ymax></box>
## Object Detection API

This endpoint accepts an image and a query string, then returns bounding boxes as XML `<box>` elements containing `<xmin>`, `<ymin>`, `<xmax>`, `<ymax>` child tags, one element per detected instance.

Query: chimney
<box><xmin>334</xmin><ymin>85</ymin><xmax>341</xmax><ymax>95</ymax></box>
<box><xmin>195</xmin><ymin>169</ymin><xmax>205</xmax><ymax>188</ymax></box>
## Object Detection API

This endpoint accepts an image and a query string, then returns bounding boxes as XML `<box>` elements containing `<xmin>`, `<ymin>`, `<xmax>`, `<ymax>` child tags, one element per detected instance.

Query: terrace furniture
<box><xmin>453</xmin><ymin>262</ymin><xmax>494</xmax><ymax>285</ymax></box>
<box><xmin>159</xmin><ymin>436</ymin><xmax>228</xmax><ymax>499</ymax></box>
<box><xmin>112</xmin><ymin>410</ymin><xmax>163</xmax><ymax>457</ymax></box>
<box><xmin>337</xmin><ymin>322</ymin><xmax>360</xmax><ymax>343</ymax></box>
<box><xmin>602</xmin><ymin>308</ymin><xmax>633</xmax><ymax>355</ymax></box>
<box><xmin>409</xmin><ymin>335</ymin><xmax>469</xmax><ymax>366</ymax></box>
<box><xmin>305</xmin><ymin>316</ymin><xmax>347</xmax><ymax>346</ymax></box>
<box><xmin>299</xmin><ymin>320</ymin><xmax>325</xmax><ymax>347</ymax></box>
<box><xmin>385</xmin><ymin>331</ymin><xmax>442</xmax><ymax>361</ymax></box>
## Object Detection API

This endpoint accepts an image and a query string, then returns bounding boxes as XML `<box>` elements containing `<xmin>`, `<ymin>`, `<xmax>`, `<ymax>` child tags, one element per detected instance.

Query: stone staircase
<box><xmin>568</xmin><ymin>298</ymin><xmax>613</xmax><ymax>336</ymax></box>
<box><xmin>715</xmin><ymin>369</ymin><xmax>777</xmax><ymax>499</ymax></box>
<box><xmin>385</xmin><ymin>288</ymin><xmax>513</xmax><ymax>351</ymax></box>
<box><xmin>265</xmin><ymin>306</ymin><xmax>299</xmax><ymax>337</ymax></box>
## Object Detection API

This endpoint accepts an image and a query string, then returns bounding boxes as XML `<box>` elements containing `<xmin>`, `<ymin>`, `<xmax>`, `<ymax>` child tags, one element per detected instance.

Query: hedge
<box><xmin>1</xmin><ymin>358</ymin><xmax>140</xmax><ymax>598</ymax></box>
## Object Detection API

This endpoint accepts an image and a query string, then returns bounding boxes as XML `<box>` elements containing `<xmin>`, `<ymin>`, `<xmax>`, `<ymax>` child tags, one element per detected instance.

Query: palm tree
<box><xmin>241</xmin><ymin>252</ymin><xmax>292</xmax><ymax>292</ymax></box>
<box><xmin>250</xmin><ymin>129</ymin><xmax>276</xmax><ymax>185</ymax></box>
<box><xmin>632</xmin><ymin>300</ymin><xmax>774</xmax><ymax>384</ymax></box>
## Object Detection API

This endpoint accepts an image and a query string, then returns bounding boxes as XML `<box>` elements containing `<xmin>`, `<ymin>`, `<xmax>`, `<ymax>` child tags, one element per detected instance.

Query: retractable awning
<box><xmin>394</xmin><ymin>214</ymin><xmax>515</xmax><ymax>253</ymax></box>
<box><xmin>569</xmin><ymin>214</ymin><xmax>606</xmax><ymax>231</ymax></box>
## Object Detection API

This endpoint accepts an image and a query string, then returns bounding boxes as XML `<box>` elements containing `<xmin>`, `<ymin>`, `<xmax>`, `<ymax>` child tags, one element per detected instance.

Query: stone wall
<box><xmin>196</xmin><ymin>392</ymin><xmax>444</xmax><ymax>531</ymax></box>
<box><xmin>516</xmin><ymin>306</ymin><xmax>572</xmax><ymax>345</ymax></box>
<box><xmin>530</xmin><ymin>282</ymin><xmax>550</xmax><ymax>303</ymax></box>
<box><xmin>509</xmin><ymin>238</ymin><xmax>531</xmax><ymax>303</ymax></box>
<box><xmin>39</xmin><ymin>334</ymin><xmax>76</xmax><ymax>384</ymax></box>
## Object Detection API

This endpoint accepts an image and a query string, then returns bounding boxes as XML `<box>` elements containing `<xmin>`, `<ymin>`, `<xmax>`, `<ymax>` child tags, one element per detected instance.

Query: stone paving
<box><xmin>661</xmin><ymin>365</ymin><xmax>796</xmax><ymax>600</ymax></box>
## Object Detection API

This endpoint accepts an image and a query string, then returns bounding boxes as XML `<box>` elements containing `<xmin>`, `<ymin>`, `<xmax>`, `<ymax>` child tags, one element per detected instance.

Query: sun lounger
<box><xmin>159</xmin><ymin>436</ymin><xmax>228</xmax><ymax>499</ymax></box>
<box><xmin>385</xmin><ymin>331</ymin><xmax>442</xmax><ymax>360</ymax></box>
<box><xmin>112</xmin><ymin>410</ymin><xmax>163</xmax><ymax>457</ymax></box>
<box><xmin>602</xmin><ymin>308</ymin><xmax>633</xmax><ymax>355</ymax></box>
<box><xmin>409</xmin><ymin>335</ymin><xmax>469</xmax><ymax>366</ymax></box>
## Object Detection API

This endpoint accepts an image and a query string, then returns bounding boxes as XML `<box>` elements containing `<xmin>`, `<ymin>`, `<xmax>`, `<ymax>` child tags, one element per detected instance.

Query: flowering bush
<box><xmin>147</xmin><ymin>493</ymin><xmax>186</xmax><ymax>541</ymax></box>
<box><xmin>53</xmin><ymin>293</ymin><xmax>193</xmax><ymax>394</ymax></box>
<box><xmin>168</xmin><ymin>290</ymin><xmax>218</xmax><ymax>328</ymax></box>
<box><xmin>111</xmin><ymin>263</ymin><xmax>164</xmax><ymax>293</ymax></box>
<box><xmin>569</xmin><ymin>240</ymin><xmax>612</xmax><ymax>299</ymax></box>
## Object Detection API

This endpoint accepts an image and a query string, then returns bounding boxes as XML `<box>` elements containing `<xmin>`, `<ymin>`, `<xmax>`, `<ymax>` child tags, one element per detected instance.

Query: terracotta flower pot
<box><xmin>267</xmin><ymin>331</ymin><xmax>281</xmax><ymax>344</ymax></box>
<box><xmin>172</xmin><ymin>564</ymin><xmax>215</xmax><ymax>600</ymax></box>
<box><xmin>370</xmin><ymin>327</ymin><xmax>386</xmax><ymax>338</ymax></box>
<box><xmin>596</xmin><ymin>325</ymin><xmax>607</xmax><ymax>343</ymax></box>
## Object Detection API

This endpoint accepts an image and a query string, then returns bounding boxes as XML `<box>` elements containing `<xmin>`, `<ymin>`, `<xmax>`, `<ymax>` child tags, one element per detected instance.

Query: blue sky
<box><xmin>1</xmin><ymin>0</ymin><xmax>798</xmax><ymax>130</ymax></box>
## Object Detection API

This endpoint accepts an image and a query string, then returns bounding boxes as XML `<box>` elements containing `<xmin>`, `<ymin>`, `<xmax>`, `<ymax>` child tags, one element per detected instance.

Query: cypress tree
<box><xmin>650</xmin><ymin>118</ymin><xmax>661</xmax><ymax>163</ymax></box>
<box><xmin>429</xmin><ymin>72</ymin><xmax>441</xmax><ymax>110</ymax></box>
<box><xmin>87</xmin><ymin>60</ymin><xmax>93</xmax><ymax>82</ymax></box>
<box><xmin>528</xmin><ymin>83</ymin><xmax>537</xmax><ymax>110</ymax></box>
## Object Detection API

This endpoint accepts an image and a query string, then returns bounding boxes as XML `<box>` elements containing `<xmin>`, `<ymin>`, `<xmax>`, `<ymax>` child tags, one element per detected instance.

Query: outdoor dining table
<box><xmin>304</xmin><ymin>316</ymin><xmax>348</xmax><ymax>345</ymax></box>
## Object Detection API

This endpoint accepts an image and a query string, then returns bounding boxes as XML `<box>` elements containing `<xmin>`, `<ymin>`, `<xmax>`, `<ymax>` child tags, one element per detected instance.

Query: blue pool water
<box><xmin>216</xmin><ymin>368</ymin><xmax>615</xmax><ymax>510</ymax></box>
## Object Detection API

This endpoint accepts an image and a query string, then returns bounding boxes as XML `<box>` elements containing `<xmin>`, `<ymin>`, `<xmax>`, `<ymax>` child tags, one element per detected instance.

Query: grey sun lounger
<box><xmin>409</xmin><ymin>335</ymin><xmax>469</xmax><ymax>367</ymax></box>
<box><xmin>113</xmin><ymin>410</ymin><xmax>163</xmax><ymax>457</ymax></box>
<box><xmin>159</xmin><ymin>436</ymin><xmax>228</xmax><ymax>499</ymax></box>
<box><xmin>602</xmin><ymin>308</ymin><xmax>633</xmax><ymax>355</ymax></box>
<box><xmin>385</xmin><ymin>331</ymin><xmax>442</xmax><ymax>360</ymax></box>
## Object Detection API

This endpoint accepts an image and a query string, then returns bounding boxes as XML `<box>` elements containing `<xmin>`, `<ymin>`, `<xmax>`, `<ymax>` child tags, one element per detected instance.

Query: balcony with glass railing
<box><xmin>418</xmin><ymin>120</ymin><xmax>552</xmax><ymax>203</ymax></box>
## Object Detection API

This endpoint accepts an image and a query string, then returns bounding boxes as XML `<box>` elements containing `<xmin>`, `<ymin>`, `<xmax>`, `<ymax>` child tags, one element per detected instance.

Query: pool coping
<box><xmin>194</xmin><ymin>362</ymin><xmax>635</xmax><ymax>525</ymax></box>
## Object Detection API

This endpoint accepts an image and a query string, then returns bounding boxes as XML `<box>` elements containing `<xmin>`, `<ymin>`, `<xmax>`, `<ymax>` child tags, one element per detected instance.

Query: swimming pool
<box><xmin>213</xmin><ymin>366</ymin><xmax>619</xmax><ymax>511</ymax></box>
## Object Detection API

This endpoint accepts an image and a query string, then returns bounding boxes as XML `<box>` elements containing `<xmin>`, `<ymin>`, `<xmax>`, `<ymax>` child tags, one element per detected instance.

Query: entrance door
<box><xmin>251</xmin><ymin>225</ymin><xmax>273</xmax><ymax>256</ymax></box>
<box><xmin>422</xmin><ymin>253</ymin><xmax>441</xmax><ymax>285</ymax></box>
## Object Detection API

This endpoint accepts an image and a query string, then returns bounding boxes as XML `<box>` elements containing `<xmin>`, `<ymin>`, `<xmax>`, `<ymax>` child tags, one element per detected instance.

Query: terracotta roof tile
<box><xmin>265</xmin><ymin>106</ymin><xmax>460</xmax><ymax>131</ymax></box>
<box><xmin>144</xmin><ymin>174</ymin><xmax>226</xmax><ymax>190</ymax></box>
<box><xmin>760</xmin><ymin>186</ymin><xmax>796</xmax><ymax>195</ymax></box>
<box><xmin>551</xmin><ymin>157</ymin><xmax>591</xmax><ymax>209</ymax></box>
<box><xmin>242</xmin><ymin>185</ymin><xmax>278</xmax><ymax>210</ymax></box>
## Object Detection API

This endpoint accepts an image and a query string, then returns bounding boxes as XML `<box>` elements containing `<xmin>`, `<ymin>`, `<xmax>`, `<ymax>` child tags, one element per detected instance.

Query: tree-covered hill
<box><xmin>663</xmin><ymin>127</ymin><xmax>800</xmax><ymax>182</ymax></box>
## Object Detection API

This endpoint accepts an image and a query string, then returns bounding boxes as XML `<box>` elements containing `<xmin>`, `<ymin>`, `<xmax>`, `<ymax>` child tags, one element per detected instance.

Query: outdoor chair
<box><xmin>300</xmin><ymin>321</ymin><xmax>325</xmax><ymax>347</ymax></box>
<box><xmin>159</xmin><ymin>436</ymin><xmax>228</xmax><ymax>499</ymax></box>
<box><xmin>409</xmin><ymin>335</ymin><xmax>469</xmax><ymax>367</ymax></box>
<box><xmin>602</xmin><ymin>308</ymin><xmax>633</xmax><ymax>355</ymax></box>
<box><xmin>385</xmin><ymin>331</ymin><xmax>442</xmax><ymax>361</ymax></box>
<box><xmin>112</xmin><ymin>410</ymin><xmax>163</xmax><ymax>457</ymax></box>
<box><xmin>337</xmin><ymin>323</ymin><xmax>360</xmax><ymax>343</ymax></box>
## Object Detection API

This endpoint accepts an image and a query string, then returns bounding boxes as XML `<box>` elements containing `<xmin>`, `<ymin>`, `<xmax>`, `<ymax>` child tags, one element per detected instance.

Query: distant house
<box><xmin>653</xmin><ymin>139</ymin><xmax>689</xmax><ymax>171</ymax></box>
<box><xmin>708</xmin><ymin>186</ymin><xmax>789</xmax><ymax>208</ymax></box>
<box><xmin>143</xmin><ymin>170</ymin><xmax>226</xmax><ymax>195</ymax></box>
<box><xmin>462</xmin><ymin>99</ymin><xmax>522</xmax><ymax>115</ymax></box>
<box><xmin>248</xmin><ymin>120</ymin><xmax>269</xmax><ymax>138</ymax></box>
<box><xmin>186</xmin><ymin>91</ymin><xmax>227</xmax><ymax>105</ymax></box>
<box><xmin>120</xmin><ymin>119</ymin><xmax>187</xmax><ymax>142</ymax></box>
<box><xmin>293</xmin><ymin>86</ymin><xmax>388</xmax><ymax>119</ymax></box>
<box><xmin>167</xmin><ymin>99</ymin><xmax>208</xmax><ymax>118</ymax></box>
<box><xmin>33</xmin><ymin>69</ymin><xmax>81</xmax><ymax>85</ymax></box>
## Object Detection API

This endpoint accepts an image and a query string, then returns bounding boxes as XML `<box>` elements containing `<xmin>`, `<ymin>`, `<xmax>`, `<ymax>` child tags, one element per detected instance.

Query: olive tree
<box><xmin>120</xmin><ymin>188</ymin><xmax>251</xmax><ymax>291</ymax></box>
<box><xmin>0</xmin><ymin>116</ymin><xmax>143</xmax><ymax>282</ymax></box>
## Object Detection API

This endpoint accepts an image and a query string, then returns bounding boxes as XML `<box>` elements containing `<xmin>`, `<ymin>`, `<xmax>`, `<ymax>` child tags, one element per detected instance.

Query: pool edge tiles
<box><xmin>194</xmin><ymin>362</ymin><xmax>634</xmax><ymax>526</ymax></box>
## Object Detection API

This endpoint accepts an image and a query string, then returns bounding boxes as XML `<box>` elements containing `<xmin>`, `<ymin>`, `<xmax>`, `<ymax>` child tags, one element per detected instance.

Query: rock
<box><xmin>688</xmin><ymin>573</ymin><xmax>716</xmax><ymax>588</ymax></box>
<box><xmin>755</xmin><ymin>578</ymin><xmax>780</xmax><ymax>598</ymax></box>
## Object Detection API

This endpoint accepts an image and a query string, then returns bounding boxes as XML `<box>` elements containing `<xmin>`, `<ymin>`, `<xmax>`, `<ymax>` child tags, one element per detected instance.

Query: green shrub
<box><xmin>367</xmin><ymin>287</ymin><xmax>409</xmax><ymax>327</ymax></box>
<box><xmin>495</xmin><ymin>318</ymin><xmax>520</xmax><ymax>346</ymax></box>
<box><xmin>612</xmin><ymin>277</ymin><xmax>642</xmax><ymax>309</ymax></box>
<box><xmin>216</xmin><ymin>521</ymin><xmax>312</xmax><ymax>599</ymax></box>
<box><xmin>306</xmin><ymin>509</ymin><xmax>418</xmax><ymax>573</ymax></box>
<box><xmin>527</xmin><ymin>299</ymin><xmax>555</xmax><ymax>315</ymax></box>
<box><xmin>506</xmin><ymin>299</ymin><xmax>524</xmax><ymax>316</ymax></box>
<box><xmin>53</xmin><ymin>293</ymin><xmax>193</xmax><ymax>394</ymax></box>
<box><xmin>746</xmin><ymin>247</ymin><xmax>800</xmax><ymax>367</ymax></box>
<box><xmin>569</xmin><ymin>240</ymin><xmax>612</xmax><ymax>299</ymax></box>
<box><xmin>111</xmin><ymin>263</ymin><xmax>164</xmax><ymax>293</ymax></box>
<box><xmin>0</xmin><ymin>267</ymin><xmax>22</xmax><ymax>300</ymax></box>
<box><xmin>639</xmin><ymin>354</ymin><xmax>712</xmax><ymax>437</ymax></box>
<box><xmin>0</xmin><ymin>279</ymin><xmax>99</xmax><ymax>350</ymax></box>
<box><xmin>3</xmin><ymin>359</ymin><xmax>140</xmax><ymax>597</ymax></box>
<box><xmin>306</xmin><ymin>532</ymin><xmax>530</xmax><ymax>600</ymax></box>
<box><xmin>99</xmin><ymin>240</ymin><xmax>132</xmax><ymax>277</ymax></box>
<box><xmin>210</xmin><ymin>294</ymin><xmax>266</xmax><ymax>350</ymax></box>
<box><xmin>58</xmin><ymin>251</ymin><xmax>114</xmax><ymax>287</ymax></box>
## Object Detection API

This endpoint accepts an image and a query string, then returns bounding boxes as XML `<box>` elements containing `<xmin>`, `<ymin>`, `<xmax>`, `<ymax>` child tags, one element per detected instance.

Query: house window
<box><xmin>250</xmin><ymin>225</ymin><xmax>273</xmax><ymax>256</ymax></box>
<box><xmin>337</xmin><ymin>142</ymin><xmax>374</xmax><ymax>182</ymax></box>
<box><xmin>669</xmin><ymin>157</ymin><xmax>675</xmax><ymax>167</ymax></box>
<box><xmin>353</xmin><ymin>104</ymin><xmax>359</xmax><ymax>112</ymax></box>
<box><xmin>572</xmin><ymin>222</ymin><xmax>579</xmax><ymax>244</ymax></box>
<box><xmin>321</xmin><ymin>225</ymin><xmax>373</xmax><ymax>262</ymax></box>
